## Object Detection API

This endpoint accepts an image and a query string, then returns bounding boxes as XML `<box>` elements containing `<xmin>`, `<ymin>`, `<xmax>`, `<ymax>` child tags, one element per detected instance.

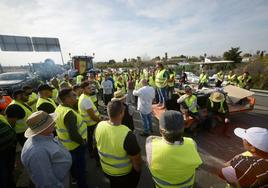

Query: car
<box><xmin>0</xmin><ymin>72</ymin><xmax>40</xmax><ymax>95</ymax></box>
<box><xmin>184</xmin><ymin>72</ymin><xmax>199</xmax><ymax>84</ymax></box>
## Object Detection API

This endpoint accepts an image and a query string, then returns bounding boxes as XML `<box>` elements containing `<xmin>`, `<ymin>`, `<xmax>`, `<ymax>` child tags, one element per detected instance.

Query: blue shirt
<box><xmin>21</xmin><ymin>135</ymin><xmax>72</xmax><ymax>188</ymax></box>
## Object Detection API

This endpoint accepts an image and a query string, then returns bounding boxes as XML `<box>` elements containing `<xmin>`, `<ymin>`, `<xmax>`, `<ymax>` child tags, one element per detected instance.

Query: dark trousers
<box><xmin>87</xmin><ymin>124</ymin><xmax>97</xmax><ymax>154</ymax></box>
<box><xmin>70</xmin><ymin>144</ymin><xmax>89</xmax><ymax>188</ymax></box>
<box><xmin>103</xmin><ymin>94</ymin><xmax>113</xmax><ymax>106</ymax></box>
<box><xmin>0</xmin><ymin>147</ymin><xmax>16</xmax><ymax>188</ymax></box>
<box><xmin>105</xmin><ymin>169</ymin><xmax>141</xmax><ymax>188</ymax></box>
<box><xmin>17</xmin><ymin>132</ymin><xmax>27</xmax><ymax>147</ymax></box>
<box><xmin>216</xmin><ymin>80</ymin><xmax>223</xmax><ymax>87</ymax></box>
<box><xmin>207</xmin><ymin>111</ymin><xmax>227</xmax><ymax>128</ymax></box>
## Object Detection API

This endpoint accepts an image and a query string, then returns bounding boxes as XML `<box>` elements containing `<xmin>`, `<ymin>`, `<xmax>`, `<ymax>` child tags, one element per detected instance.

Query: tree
<box><xmin>108</xmin><ymin>59</ymin><xmax>116</xmax><ymax>64</ymax></box>
<box><xmin>223</xmin><ymin>47</ymin><xmax>242</xmax><ymax>64</ymax></box>
<box><xmin>122</xmin><ymin>58</ymin><xmax>127</xmax><ymax>63</ymax></box>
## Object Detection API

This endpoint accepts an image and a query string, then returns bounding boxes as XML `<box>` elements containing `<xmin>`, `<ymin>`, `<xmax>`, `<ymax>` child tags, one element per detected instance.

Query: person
<box><xmin>126</xmin><ymin>75</ymin><xmax>135</xmax><ymax>105</ymax></box>
<box><xmin>133</xmin><ymin>79</ymin><xmax>155</xmax><ymax>136</ymax></box>
<box><xmin>198</xmin><ymin>70</ymin><xmax>208</xmax><ymax>89</ymax></box>
<box><xmin>95</xmin><ymin>100</ymin><xmax>142</xmax><ymax>188</ymax></box>
<box><xmin>227</xmin><ymin>70</ymin><xmax>237</xmax><ymax>85</ymax></box>
<box><xmin>5</xmin><ymin>90</ymin><xmax>32</xmax><ymax>146</ymax></box>
<box><xmin>155</xmin><ymin>62</ymin><xmax>169</xmax><ymax>109</ymax></box>
<box><xmin>76</xmin><ymin>74</ymin><xmax>84</xmax><ymax>85</ymax></box>
<box><xmin>21</xmin><ymin>111</ymin><xmax>72</xmax><ymax>188</ymax></box>
<box><xmin>146</xmin><ymin>110</ymin><xmax>202</xmax><ymax>188</ymax></box>
<box><xmin>73</xmin><ymin>84</ymin><xmax>83</xmax><ymax>98</ymax></box>
<box><xmin>50</xmin><ymin>77</ymin><xmax>60</xmax><ymax>103</ymax></box>
<box><xmin>36</xmin><ymin>84</ymin><xmax>58</xmax><ymax>114</ymax></box>
<box><xmin>219</xmin><ymin>127</ymin><xmax>268</xmax><ymax>187</ymax></box>
<box><xmin>88</xmin><ymin>73</ymin><xmax>100</xmax><ymax>107</ymax></box>
<box><xmin>177</xmin><ymin>85</ymin><xmax>202</xmax><ymax>128</ymax></box>
<box><xmin>101</xmin><ymin>74</ymin><xmax>114</xmax><ymax>106</ymax></box>
<box><xmin>207</xmin><ymin>92</ymin><xmax>229</xmax><ymax>135</ymax></box>
<box><xmin>78</xmin><ymin>82</ymin><xmax>101</xmax><ymax>155</ymax></box>
<box><xmin>63</xmin><ymin>74</ymin><xmax>72</xmax><ymax>88</ymax></box>
<box><xmin>112</xmin><ymin>90</ymin><xmax>135</xmax><ymax>131</ymax></box>
<box><xmin>167</xmin><ymin>68</ymin><xmax>176</xmax><ymax>100</ymax></box>
<box><xmin>0</xmin><ymin>109</ymin><xmax>17</xmax><ymax>188</ymax></box>
<box><xmin>23</xmin><ymin>86</ymin><xmax>38</xmax><ymax>112</ymax></box>
<box><xmin>237</xmin><ymin>71</ymin><xmax>252</xmax><ymax>90</ymax></box>
<box><xmin>55</xmin><ymin>89</ymin><xmax>89</xmax><ymax>188</ymax></box>
<box><xmin>0</xmin><ymin>89</ymin><xmax>12</xmax><ymax>111</ymax></box>
<box><xmin>115</xmin><ymin>76</ymin><xmax>126</xmax><ymax>94</ymax></box>
<box><xmin>216</xmin><ymin>70</ymin><xmax>224</xmax><ymax>87</ymax></box>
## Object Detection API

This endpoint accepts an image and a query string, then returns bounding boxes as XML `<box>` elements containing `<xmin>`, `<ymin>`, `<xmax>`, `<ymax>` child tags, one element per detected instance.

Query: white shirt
<box><xmin>101</xmin><ymin>79</ymin><xmax>113</xmax><ymax>95</ymax></box>
<box><xmin>133</xmin><ymin>85</ymin><xmax>155</xmax><ymax>114</ymax></box>
<box><xmin>79</xmin><ymin>97</ymin><xmax>93</xmax><ymax>111</ymax></box>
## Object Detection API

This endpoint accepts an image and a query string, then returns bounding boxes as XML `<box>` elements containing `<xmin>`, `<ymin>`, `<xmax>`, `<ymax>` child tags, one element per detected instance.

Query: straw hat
<box><xmin>111</xmin><ymin>90</ymin><xmax>127</xmax><ymax>101</ymax></box>
<box><xmin>209</xmin><ymin>92</ymin><xmax>225</xmax><ymax>103</ymax></box>
<box><xmin>25</xmin><ymin>111</ymin><xmax>57</xmax><ymax>138</ymax></box>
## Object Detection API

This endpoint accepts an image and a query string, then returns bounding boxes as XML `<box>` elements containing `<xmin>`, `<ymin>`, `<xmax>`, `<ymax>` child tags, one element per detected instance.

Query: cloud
<box><xmin>0</xmin><ymin>0</ymin><xmax>268</xmax><ymax>65</ymax></box>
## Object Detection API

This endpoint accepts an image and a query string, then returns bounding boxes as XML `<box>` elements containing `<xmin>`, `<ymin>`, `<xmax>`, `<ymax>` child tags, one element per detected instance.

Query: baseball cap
<box><xmin>234</xmin><ymin>127</ymin><xmax>268</xmax><ymax>153</ymax></box>
<box><xmin>38</xmin><ymin>84</ymin><xmax>54</xmax><ymax>92</ymax></box>
<box><xmin>159</xmin><ymin>110</ymin><xmax>184</xmax><ymax>132</ymax></box>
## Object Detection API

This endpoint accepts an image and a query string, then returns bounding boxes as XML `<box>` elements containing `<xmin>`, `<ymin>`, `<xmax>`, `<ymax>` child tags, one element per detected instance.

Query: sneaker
<box><xmin>140</xmin><ymin>132</ymin><xmax>150</xmax><ymax>137</ymax></box>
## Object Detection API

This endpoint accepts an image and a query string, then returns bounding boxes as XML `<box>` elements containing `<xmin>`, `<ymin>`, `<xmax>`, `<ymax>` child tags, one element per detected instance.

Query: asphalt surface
<box><xmin>16</xmin><ymin>95</ymin><xmax>268</xmax><ymax>188</ymax></box>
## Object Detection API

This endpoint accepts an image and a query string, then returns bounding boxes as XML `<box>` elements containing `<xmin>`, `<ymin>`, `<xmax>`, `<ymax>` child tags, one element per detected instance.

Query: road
<box><xmin>16</xmin><ymin>98</ymin><xmax>268</xmax><ymax>188</ymax></box>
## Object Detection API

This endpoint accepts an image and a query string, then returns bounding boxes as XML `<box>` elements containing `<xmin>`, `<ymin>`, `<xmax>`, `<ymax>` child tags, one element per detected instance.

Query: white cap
<box><xmin>234</xmin><ymin>127</ymin><xmax>268</xmax><ymax>153</ymax></box>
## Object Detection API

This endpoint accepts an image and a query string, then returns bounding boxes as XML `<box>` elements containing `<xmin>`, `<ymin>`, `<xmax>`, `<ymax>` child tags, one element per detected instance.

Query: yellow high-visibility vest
<box><xmin>95</xmin><ymin>121</ymin><xmax>132</xmax><ymax>176</ymax></box>
<box><xmin>36</xmin><ymin>97</ymin><xmax>57</xmax><ymax>111</ymax></box>
<box><xmin>55</xmin><ymin>105</ymin><xmax>87</xmax><ymax>151</ymax></box>
<box><xmin>8</xmin><ymin>100</ymin><xmax>32</xmax><ymax>133</ymax></box>
<box><xmin>27</xmin><ymin>92</ymin><xmax>38</xmax><ymax>112</ymax></box>
<box><xmin>199</xmin><ymin>73</ymin><xmax>208</xmax><ymax>84</ymax></box>
<box><xmin>52</xmin><ymin>89</ymin><xmax>59</xmax><ymax>103</ymax></box>
<box><xmin>149</xmin><ymin>76</ymin><xmax>156</xmax><ymax>88</ymax></box>
<box><xmin>155</xmin><ymin>69</ymin><xmax>167</xmax><ymax>88</ymax></box>
<box><xmin>168</xmin><ymin>71</ymin><xmax>176</xmax><ymax>87</ymax></box>
<box><xmin>210</xmin><ymin>100</ymin><xmax>226</xmax><ymax>113</ymax></box>
<box><xmin>78</xmin><ymin>94</ymin><xmax>100</xmax><ymax>126</ymax></box>
<box><xmin>184</xmin><ymin>95</ymin><xmax>198</xmax><ymax>113</ymax></box>
<box><xmin>76</xmin><ymin>75</ymin><xmax>84</xmax><ymax>84</ymax></box>
<box><xmin>147</xmin><ymin>136</ymin><xmax>202</xmax><ymax>188</ymax></box>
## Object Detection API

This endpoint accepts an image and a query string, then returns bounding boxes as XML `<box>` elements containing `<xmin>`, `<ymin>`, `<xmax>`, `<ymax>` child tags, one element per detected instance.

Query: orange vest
<box><xmin>0</xmin><ymin>96</ymin><xmax>12</xmax><ymax>111</ymax></box>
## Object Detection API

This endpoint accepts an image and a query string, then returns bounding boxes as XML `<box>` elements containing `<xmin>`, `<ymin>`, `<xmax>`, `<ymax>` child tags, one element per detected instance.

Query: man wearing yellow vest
<box><xmin>36</xmin><ymin>84</ymin><xmax>58</xmax><ymax>114</ymax></box>
<box><xmin>88</xmin><ymin>73</ymin><xmax>100</xmax><ymax>107</ymax></box>
<box><xmin>198</xmin><ymin>70</ymin><xmax>209</xmax><ymax>89</ymax></box>
<box><xmin>167</xmin><ymin>68</ymin><xmax>176</xmax><ymax>100</ymax></box>
<box><xmin>78</xmin><ymin>81</ymin><xmax>101</xmax><ymax>156</ymax></box>
<box><xmin>207</xmin><ymin>92</ymin><xmax>230</xmax><ymax>136</ymax></box>
<box><xmin>23</xmin><ymin>86</ymin><xmax>38</xmax><ymax>112</ymax></box>
<box><xmin>95</xmin><ymin>100</ymin><xmax>142</xmax><ymax>188</ymax></box>
<box><xmin>5</xmin><ymin>90</ymin><xmax>32</xmax><ymax>146</ymax></box>
<box><xmin>155</xmin><ymin>62</ymin><xmax>169</xmax><ymax>109</ymax></box>
<box><xmin>55</xmin><ymin>88</ymin><xmax>89</xmax><ymax>188</ymax></box>
<box><xmin>146</xmin><ymin>110</ymin><xmax>202</xmax><ymax>188</ymax></box>
<box><xmin>237</xmin><ymin>71</ymin><xmax>252</xmax><ymax>90</ymax></box>
<box><xmin>76</xmin><ymin>74</ymin><xmax>84</xmax><ymax>85</ymax></box>
<box><xmin>177</xmin><ymin>86</ymin><xmax>202</xmax><ymax>128</ymax></box>
<box><xmin>216</xmin><ymin>70</ymin><xmax>224</xmax><ymax>87</ymax></box>
<box><xmin>226</xmin><ymin>70</ymin><xmax>237</xmax><ymax>85</ymax></box>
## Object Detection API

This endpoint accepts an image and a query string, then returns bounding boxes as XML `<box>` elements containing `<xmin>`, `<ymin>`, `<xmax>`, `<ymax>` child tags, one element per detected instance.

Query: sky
<box><xmin>0</xmin><ymin>0</ymin><xmax>268</xmax><ymax>66</ymax></box>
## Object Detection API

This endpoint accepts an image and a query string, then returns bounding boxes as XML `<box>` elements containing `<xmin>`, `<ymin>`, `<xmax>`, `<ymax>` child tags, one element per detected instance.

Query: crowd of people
<box><xmin>0</xmin><ymin>62</ymin><xmax>267</xmax><ymax>188</ymax></box>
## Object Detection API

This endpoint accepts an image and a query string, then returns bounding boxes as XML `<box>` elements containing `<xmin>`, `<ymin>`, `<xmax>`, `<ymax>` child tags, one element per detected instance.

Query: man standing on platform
<box><xmin>155</xmin><ymin>62</ymin><xmax>169</xmax><ymax>109</ymax></box>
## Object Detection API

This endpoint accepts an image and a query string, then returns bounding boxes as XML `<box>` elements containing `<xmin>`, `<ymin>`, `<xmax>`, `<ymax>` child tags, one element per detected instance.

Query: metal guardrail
<box><xmin>251</xmin><ymin>89</ymin><xmax>268</xmax><ymax>97</ymax></box>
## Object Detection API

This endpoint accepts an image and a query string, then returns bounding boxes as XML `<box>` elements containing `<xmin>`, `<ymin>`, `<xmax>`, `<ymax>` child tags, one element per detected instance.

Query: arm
<box><xmin>129</xmin><ymin>153</ymin><xmax>142</xmax><ymax>172</ymax></box>
<box><xmin>177</xmin><ymin>94</ymin><xmax>187</xmax><ymax>104</ymax></box>
<box><xmin>86</xmin><ymin>109</ymin><xmax>101</xmax><ymax>122</ymax></box>
<box><xmin>133</xmin><ymin>89</ymin><xmax>141</xmax><ymax>96</ymax></box>
<box><xmin>37</xmin><ymin>103</ymin><xmax>55</xmax><ymax>114</ymax></box>
<box><xmin>26</xmin><ymin>150</ymin><xmax>64</xmax><ymax>188</ymax></box>
<box><xmin>64</xmin><ymin>111</ymin><xmax>83</xmax><ymax>145</ymax></box>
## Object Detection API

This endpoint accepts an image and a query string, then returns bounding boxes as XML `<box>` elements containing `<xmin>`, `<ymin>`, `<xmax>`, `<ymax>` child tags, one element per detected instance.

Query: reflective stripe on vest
<box><xmin>155</xmin><ymin>69</ymin><xmax>167</xmax><ymax>88</ymax></box>
<box><xmin>36</xmin><ymin>97</ymin><xmax>57</xmax><ymax>111</ymax></box>
<box><xmin>78</xmin><ymin>94</ymin><xmax>100</xmax><ymax>126</ymax></box>
<box><xmin>9</xmin><ymin>100</ymin><xmax>32</xmax><ymax>133</ymax></box>
<box><xmin>147</xmin><ymin>136</ymin><xmax>202</xmax><ymax>188</ymax></box>
<box><xmin>199</xmin><ymin>73</ymin><xmax>208</xmax><ymax>84</ymax></box>
<box><xmin>55</xmin><ymin>105</ymin><xmax>87</xmax><ymax>151</ymax></box>
<box><xmin>184</xmin><ymin>95</ymin><xmax>198</xmax><ymax>113</ymax></box>
<box><xmin>95</xmin><ymin>121</ymin><xmax>132</xmax><ymax>176</ymax></box>
<box><xmin>210</xmin><ymin>100</ymin><xmax>225</xmax><ymax>113</ymax></box>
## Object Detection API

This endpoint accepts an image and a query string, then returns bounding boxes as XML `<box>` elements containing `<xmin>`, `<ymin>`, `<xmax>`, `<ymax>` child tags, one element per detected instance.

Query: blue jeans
<box><xmin>70</xmin><ymin>144</ymin><xmax>89</xmax><ymax>188</ymax></box>
<box><xmin>157</xmin><ymin>87</ymin><xmax>167</xmax><ymax>104</ymax></box>
<box><xmin>141</xmin><ymin>113</ymin><xmax>153</xmax><ymax>133</ymax></box>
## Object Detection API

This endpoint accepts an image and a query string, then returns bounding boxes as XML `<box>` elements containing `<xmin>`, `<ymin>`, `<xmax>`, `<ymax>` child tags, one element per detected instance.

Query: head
<box><xmin>243</xmin><ymin>71</ymin><xmax>249</xmax><ymax>79</ymax></box>
<box><xmin>50</xmin><ymin>77</ymin><xmax>59</xmax><ymax>89</ymax></box>
<box><xmin>88</xmin><ymin>73</ymin><xmax>95</xmax><ymax>80</ymax></box>
<box><xmin>80</xmin><ymin>81</ymin><xmax>93</xmax><ymax>95</ymax></box>
<box><xmin>73</xmin><ymin>85</ymin><xmax>83</xmax><ymax>97</ymax></box>
<box><xmin>159</xmin><ymin>111</ymin><xmax>184</xmax><ymax>143</ymax></box>
<box><xmin>184</xmin><ymin>85</ymin><xmax>192</xmax><ymax>96</ymax></box>
<box><xmin>234</xmin><ymin>127</ymin><xmax>268</xmax><ymax>158</ymax></box>
<box><xmin>25</xmin><ymin>111</ymin><xmax>56</xmax><ymax>137</ymax></box>
<box><xmin>60</xmin><ymin>82</ymin><xmax>71</xmax><ymax>90</ymax></box>
<box><xmin>58</xmin><ymin>88</ymin><xmax>77</xmax><ymax>107</ymax></box>
<box><xmin>13</xmin><ymin>90</ymin><xmax>28</xmax><ymax>102</ymax></box>
<box><xmin>69</xmin><ymin>78</ymin><xmax>75</xmax><ymax>86</ymax></box>
<box><xmin>38</xmin><ymin>84</ymin><xmax>54</xmax><ymax>99</ymax></box>
<box><xmin>107</xmin><ymin>100</ymin><xmax>125</xmax><ymax>123</ymax></box>
<box><xmin>111</xmin><ymin>90</ymin><xmax>127</xmax><ymax>103</ymax></box>
<box><xmin>104</xmin><ymin>74</ymin><xmax>109</xmax><ymax>80</ymax></box>
<box><xmin>141</xmin><ymin>79</ymin><xmax>148</xmax><ymax>86</ymax></box>
<box><xmin>209</xmin><ymin>92</ymin><xmax>225</xmax><ymax>103</ymax></box>
<box><xmin>156</xmin><ymin>62</ymin><xmax>164</xmax><ymax>70</ymax></box>
<box><xmin>22</xmin><ymin>86</ymin><xmax>33</xmax><ymax>96</ymax></box>
<box><xmin>64</xmin><ymin>74</ymin><xmax>70</xmax><ymax>81</ymax></box>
